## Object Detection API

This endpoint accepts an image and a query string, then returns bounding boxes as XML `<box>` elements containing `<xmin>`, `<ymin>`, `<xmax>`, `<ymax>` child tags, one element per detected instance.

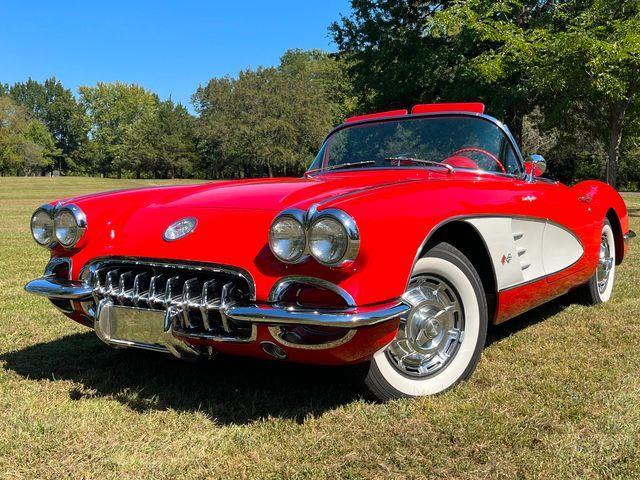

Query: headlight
<box><xmin>308</xmin><ymin>209</ymin><xmax>360</xmax><ymax>267</ymax></box>
<box><xmin>31</xmin><ymin>206</ymin><xmax>54</xmax><ymax>247</ymax></box>
<box><xmin>54</xmin><ymin>204</ymin><xmax>87</xmax><ymax>248</ymax></box>
<box><xmin>269</xmin><ymin>211</ymin><xmax>307</xmax><ymax>263</ymax></box>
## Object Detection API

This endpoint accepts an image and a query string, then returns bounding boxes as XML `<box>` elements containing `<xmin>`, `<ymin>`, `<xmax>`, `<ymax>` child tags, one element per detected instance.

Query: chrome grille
<box><xmin>88</xmin><ymin>259</ymin><xmax>254</xmax><ymax>341</ymax></box>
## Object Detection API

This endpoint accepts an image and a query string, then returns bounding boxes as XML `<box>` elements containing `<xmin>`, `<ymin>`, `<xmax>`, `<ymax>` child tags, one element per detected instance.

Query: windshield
<box><xmin>307</xmin><ymin>115</ymin><xmax>522</xmax><ymax>176</ymax></box>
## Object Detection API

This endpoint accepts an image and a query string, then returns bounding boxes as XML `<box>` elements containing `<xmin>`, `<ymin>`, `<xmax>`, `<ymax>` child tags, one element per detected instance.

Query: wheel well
<box><xmin>421</xmin><ymin>221</ymin><xmax>498</xmax><ymax>322</ymax></box>
<box><xmin>606</xmin><ymin>208</ymin><xmax>624</xmax><ymax>264</ymax></box>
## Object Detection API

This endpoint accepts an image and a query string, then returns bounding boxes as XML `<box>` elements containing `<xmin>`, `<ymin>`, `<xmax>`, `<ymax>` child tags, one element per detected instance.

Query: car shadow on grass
<box><xmin>0</xmin><ymin>330</ymin><xmax>366</xmax><ymax>425</ymax></box>
<box><xmin>1</xmin><ymin>293</ymin><xmax>577</xmax><ymax>424</ymax></box>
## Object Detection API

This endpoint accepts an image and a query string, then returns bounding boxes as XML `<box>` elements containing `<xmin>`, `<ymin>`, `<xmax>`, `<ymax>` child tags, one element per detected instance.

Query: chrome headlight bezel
<box><xmin>268</xmin><ymin>207</ymin><xmax>360</xmax><ymax>268</ymax></box>
<box><xmin>53</xmin><ymin>203</ymin><xmax>87</xmax><ymax>248</ymax></box>
<box><xmin>268</xmin><ymin>209</ymin><xmax>309</xmax><ymax>264</ymax></box>
<box><xmin>308</xmin><ymin>209</ymin><xmax>360</xmax><ymax>267</ymax></box>
<box><xmin>30</xmin><ymin>204</ymin><xmax>56</xmax><ymax>248</ymax></box>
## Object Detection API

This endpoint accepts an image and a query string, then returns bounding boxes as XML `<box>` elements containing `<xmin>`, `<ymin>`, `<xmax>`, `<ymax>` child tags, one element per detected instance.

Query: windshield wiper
<box><xmin>384</xmin><ymin>156</ymin><xmax>454</xmax><ymax>173</ymax></box>
<box><xmin>307</xmin><ymin>160</ymin><xmax>377</xmax><ymax>174</ymax></box>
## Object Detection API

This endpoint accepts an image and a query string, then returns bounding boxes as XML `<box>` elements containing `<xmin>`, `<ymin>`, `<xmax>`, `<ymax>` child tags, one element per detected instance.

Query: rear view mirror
<box><xmin>525</xmin><ymin>154</ymin><xmax>546</xmax><ymax>181</ymax></box>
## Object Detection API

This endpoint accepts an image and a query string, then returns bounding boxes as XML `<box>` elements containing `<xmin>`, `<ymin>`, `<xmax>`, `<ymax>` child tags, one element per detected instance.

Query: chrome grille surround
<box><xmin>82</xmin><ymin>258</ymin><xmax>257</xmax><ymax>343</ymax></box>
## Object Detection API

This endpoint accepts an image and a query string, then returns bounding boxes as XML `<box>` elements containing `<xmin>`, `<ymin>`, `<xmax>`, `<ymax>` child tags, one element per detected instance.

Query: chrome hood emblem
<box><xmin>163</xmin><ymin>217</ymin><xmax>197</xmax><ymax>241</ymax></box>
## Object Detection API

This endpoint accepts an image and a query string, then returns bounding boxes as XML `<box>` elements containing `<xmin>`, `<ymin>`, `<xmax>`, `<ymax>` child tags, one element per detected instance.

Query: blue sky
<box><xmin>0</xmin><ymin>0</ymin><xmax>351</xmax><ymax>109</ymax></box>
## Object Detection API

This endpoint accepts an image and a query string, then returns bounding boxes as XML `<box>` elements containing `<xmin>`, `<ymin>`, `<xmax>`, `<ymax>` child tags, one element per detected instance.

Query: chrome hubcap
<box><xmin>387</xmin><ymin>275</ymin><xmax>464</xmax><ymax>377</ymax></box>
<box><xmin>597</xmin><ymin>233</ymin><xmax>613</xmax><ymax>294</ymax></box>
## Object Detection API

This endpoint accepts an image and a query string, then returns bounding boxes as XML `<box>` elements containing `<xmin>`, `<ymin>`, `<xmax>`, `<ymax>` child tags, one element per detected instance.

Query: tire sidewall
<box><xmin>369</xmin><ymin>245</ymin><xmax>487</xmax><ymax>397</ymax></box>
<box><xmin>596</xmin><ymin>221</ymin><xmax>616</xmax><ymax>302</ymax></box>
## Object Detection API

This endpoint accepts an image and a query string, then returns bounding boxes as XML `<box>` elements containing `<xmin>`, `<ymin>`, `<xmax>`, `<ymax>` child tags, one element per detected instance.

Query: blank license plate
<box><xmin>106</xmin><ymin>305</ymin><xmax>166</xmax><ymax>346</ymax></box>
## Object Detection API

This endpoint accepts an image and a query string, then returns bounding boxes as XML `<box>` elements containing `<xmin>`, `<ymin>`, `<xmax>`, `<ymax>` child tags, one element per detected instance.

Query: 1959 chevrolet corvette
<box><xmin>25</xmin><ymin>102</ymin><xmax>635</xmax><ymax>400</ymax></box>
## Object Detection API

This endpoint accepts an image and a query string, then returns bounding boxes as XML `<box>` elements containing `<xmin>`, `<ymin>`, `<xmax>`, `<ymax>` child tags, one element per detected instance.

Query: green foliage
<box><xmin>10</xmin><ymin>77</ymin><xmax>89</xmax><ymax>172</ymax></box>
<box><xmin>333</xmin><ymin>0</ymin><xmax>640</xmax><ymax>188</ymax></box>
<box><xmin>0</xmin><ymin>96</ymin><xmax>57</xmax><ymax>175</ymax></box>
<box><xmin>193</xmin><ymin>50</ymin><xmax>349</xmax><ymax>178</ymax></box>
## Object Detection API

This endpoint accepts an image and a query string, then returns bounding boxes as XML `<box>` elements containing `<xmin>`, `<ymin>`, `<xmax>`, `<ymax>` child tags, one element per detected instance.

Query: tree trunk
<box><xmin>267</xmin><ymin>161</ymin><xmax>273</xmax><ymax>178</ymax></box>
<box><xmin>606</xmin><ymin>95</ymin><xmax>633</xmax><ymax>188</ymax></box>
<box><xmin>607</xmin><ymin>113</ymin><xmax>622</xmax><ymax>188</ymax></box>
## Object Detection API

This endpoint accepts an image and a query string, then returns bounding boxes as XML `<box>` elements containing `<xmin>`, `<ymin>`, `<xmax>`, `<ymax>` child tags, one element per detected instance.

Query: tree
<box><xmin>193</xmin><ymin>50</ymin><xmax>346</xmax><ymax>178</ymax></box>
<box><xmin>79</xmin><ymin>82</ymin><xmax>159</xmax><ymax>177</ymax></box>
<box><xmin>0</xmin><ymin>96</ymin><xmax>57</xmax><ymax>175</ymax></box>
<box><xmin>331</xmin><ymin>1</ymin><xmax>561</xmax><ymax>142</ymax></box>
<box><xmin>122</xmin><ymin>99</ymin><xmax>198</xmax><ymax>178</ymax></box>
<box><xmin>10</xmin><ymin>77</ymin><xmax>89</xmax><ymax>173</ymax></box>
<box><xmin>540</xmin><ymin>0</ymin><xmax>640</xmax><ymax>187</ymax></box>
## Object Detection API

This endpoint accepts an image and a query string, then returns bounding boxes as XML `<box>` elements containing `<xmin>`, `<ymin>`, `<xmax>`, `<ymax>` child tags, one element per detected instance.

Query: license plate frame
<box><xmin>95</xmin><ymin>302</ymin><xmax>168</xmax><ymax>352</ymax></box>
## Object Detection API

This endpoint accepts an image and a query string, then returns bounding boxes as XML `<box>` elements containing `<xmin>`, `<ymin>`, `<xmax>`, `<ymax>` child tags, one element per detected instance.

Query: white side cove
<box><xmin>465</xmin><ymin>217</ymin><xmax>583</xmax><ymax>291</ymax></box>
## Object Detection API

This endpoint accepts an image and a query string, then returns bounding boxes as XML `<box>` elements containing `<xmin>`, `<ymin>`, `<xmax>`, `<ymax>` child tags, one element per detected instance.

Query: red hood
<box><xmin>63</xmin><ymin>169</ymin><xmax>430</xmax><ymax>214</ymax></box>
<box><xmin>157</xmin><ymin>169</ymin><xmax>429</xmax><ymax>211</ymax></box>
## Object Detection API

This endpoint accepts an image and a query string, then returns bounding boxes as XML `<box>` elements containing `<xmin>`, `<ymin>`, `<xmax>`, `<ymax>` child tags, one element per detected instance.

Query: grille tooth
<box><xmin>181</xmin><ymin>278</ymin><xmax>200</xmax><ymax>329</ymax></box>
<box><xmin>148</xmin><ymin>274</ymin><xmax>167</xmax><ymax>307</ymax></box>
<box><xmin>219</xmin><ymin>282</ymin><xmax>237</xmax><ymax>333</ymax></box>
<box><xmin>89</xmin><ymin>261</ymin><xmax>252</xmax><ymax>341</ymax></box>
<box><xmin>117</xmin><ymin>271</ymin><xmax>134</xmax><ymax>305</ymax></box>
<box><xmin>164</xmin><ymin>276</ymin><xmax>184</xmax><ymax>308</ymax></box>
<box><xmin>132</xmin><ymin>272</ymin><xmax>150</xmax><ymax>306</ymax></box>
<box><xmin>105</xmin><ymin>270</ymin><xmax>120</xmax><ymax>295</ymax></box>
<box><xmin>200</xmin><ymin>279</ymin><xmax>219</xmax><ymax>331</ymax></box>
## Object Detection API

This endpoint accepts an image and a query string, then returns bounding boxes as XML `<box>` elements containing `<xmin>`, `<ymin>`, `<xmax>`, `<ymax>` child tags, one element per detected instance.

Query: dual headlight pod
<box><xmin>269</xmin><ymin>208</ymin><xmax>360</xmax><ymax>267</ymax></box>
<box><xmin>30</xmin><ymin>203</ymin><xmax>87</xmax><ymax>249</ymax></box>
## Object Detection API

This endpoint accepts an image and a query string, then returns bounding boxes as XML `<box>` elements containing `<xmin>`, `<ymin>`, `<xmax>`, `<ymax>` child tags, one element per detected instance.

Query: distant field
<box><xmin>1</xmin><ymin>176</ymin><xmax>639</xmax><ymax>479</ymax></box>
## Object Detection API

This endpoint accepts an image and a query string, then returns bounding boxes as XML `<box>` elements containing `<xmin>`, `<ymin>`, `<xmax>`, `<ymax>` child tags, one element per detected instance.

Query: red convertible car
<box><xmin>25</xmin><ymin>103</ymin><xmax>634</xmax><ymax>400</ymax></box>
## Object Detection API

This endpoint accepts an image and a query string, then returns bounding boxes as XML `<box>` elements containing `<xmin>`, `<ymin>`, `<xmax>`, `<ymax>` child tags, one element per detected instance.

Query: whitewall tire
<box><xmin>580</xmin><ymin>219</ymin><xmax>616</xmax><ymax>304</ymax></box>
<box><xmin>365</xmin><ymin>242</ymin><xmax>488</xmax><ymax>400</ymax></box>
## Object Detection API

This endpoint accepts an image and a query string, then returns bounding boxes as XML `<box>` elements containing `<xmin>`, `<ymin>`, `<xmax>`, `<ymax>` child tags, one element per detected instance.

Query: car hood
<box><xmin>154</xmin><ymin>170</ymin><xmax>428</xmax><ymax>211</ymax></box>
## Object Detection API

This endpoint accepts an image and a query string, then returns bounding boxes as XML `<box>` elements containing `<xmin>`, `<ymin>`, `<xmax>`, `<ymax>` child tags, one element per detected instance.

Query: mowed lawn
<box><xmin>0</xmin><ymin>176</ymin><xmax>639</xmax><ymax>479</ymax></box>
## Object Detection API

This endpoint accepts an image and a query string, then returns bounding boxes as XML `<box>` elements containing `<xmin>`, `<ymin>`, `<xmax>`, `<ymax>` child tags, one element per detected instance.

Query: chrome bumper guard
<box><xmin>25</xmin><ymin>275</ymin><xmax>408</xmax><ymax>328</ymax></box>
<box><xmin>24</xmin><ymin>275</ymin><xmax>408</xmax><ymax>356</ymax></box>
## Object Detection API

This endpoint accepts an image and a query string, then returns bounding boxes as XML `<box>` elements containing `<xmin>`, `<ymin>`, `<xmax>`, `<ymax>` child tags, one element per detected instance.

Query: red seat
<box><xmin>442</xmin><ymin>155</ymin><xmax>479</xmax><ymax>170</ymax></box>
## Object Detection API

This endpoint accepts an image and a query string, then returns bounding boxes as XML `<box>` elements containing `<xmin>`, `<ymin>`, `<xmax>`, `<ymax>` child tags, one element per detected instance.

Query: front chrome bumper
<box><xmin>24</xmin><ymin>276</ymin><xmax>409</xmax><ymax>329</ymax></box>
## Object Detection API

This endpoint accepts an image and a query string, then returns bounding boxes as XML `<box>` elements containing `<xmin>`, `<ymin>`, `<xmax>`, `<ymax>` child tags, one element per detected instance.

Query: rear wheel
<box><xmin>578</xmin><ymin>219</ymin><xmax>616</xmax><ymax>305</ymax></box>
<box><xmin>364</xmin><ymin>242</ymin><xmax>488</xmax><ymax>400</ymax></box>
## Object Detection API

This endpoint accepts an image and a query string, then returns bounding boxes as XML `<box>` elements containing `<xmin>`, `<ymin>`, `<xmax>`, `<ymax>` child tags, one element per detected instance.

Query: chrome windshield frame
<box><xmin>305</xmin><ymin>111</ymin><xmax>526</xmax><ymax>179</ymax></box>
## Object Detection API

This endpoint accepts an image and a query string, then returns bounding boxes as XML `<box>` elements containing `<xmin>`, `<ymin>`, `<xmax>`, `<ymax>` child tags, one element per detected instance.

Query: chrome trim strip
<box><xmin>268</xmin><ymin>276</ymin><xmax>356</xmax><ymax>307</ymax></box>
<box><xmin>24</xmin><ymin>276</ymin><xmax>93</xmax><ymax>300</ymax></box>
<box><xmin>224</xmin><ymin>300</ymin><xmax>408</xmax><ymax>328</ymax></box>
<box><xmin>406</xmin><ymin>213</ymin><xmax>585</xmax><ymax>293</ymax></box>
<box><xmin>268</xmin><ymin>326</ymin><xmax>357</xmax><ymax>350</ymax></box>
<box><xmin>268</xmin><ymin>209</ymin><xmax>310</xmax><ymax>264</ymax></box>
<box><xmin>31</xmin><ymin>204</ymin><xmax>57</xmax><ymax>248</ymax></box>
<box><xmin>54</xmin><ymin>203</ymin><xmax>88</xmax><ymax>248</ymax></box>
<box><xmin>308</xmin><ymin>208</ymin><xmax>360</xmax><ymax>267</ymax></box>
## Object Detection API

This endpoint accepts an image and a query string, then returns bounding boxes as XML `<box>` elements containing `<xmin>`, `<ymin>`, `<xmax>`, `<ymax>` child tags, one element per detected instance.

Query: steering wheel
<box><xmin>450</xmin><ymin>147</ymin><xmax>506</xmax><ymax>173</ymax></box>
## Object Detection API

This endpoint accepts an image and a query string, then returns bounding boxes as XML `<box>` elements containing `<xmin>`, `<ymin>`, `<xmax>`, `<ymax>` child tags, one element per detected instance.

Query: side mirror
<box><xmin>525</xmin><ymin>154</ymin><xmax>546</xmax><ymax>181</ymax></box>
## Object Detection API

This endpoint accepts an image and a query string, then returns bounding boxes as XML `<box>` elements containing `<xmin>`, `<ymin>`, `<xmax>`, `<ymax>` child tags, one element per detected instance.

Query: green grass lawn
<box><xmin>1</xmin><ymin>176</ymin><xmax>639</xmax><ymax>479</ymax></box>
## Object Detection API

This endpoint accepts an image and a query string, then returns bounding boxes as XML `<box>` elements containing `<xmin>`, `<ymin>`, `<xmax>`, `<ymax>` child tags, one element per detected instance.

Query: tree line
<box><xmin>1</xmin><ymin>0</ymin><xmax>639</xmax><ymax>189</ymax></box>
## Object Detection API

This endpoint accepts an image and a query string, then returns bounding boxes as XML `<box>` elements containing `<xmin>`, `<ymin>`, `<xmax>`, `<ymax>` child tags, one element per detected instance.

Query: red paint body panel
<box><xmin>46</xmin><ymin>110</ymin><xmax>630</xmax><ymax>365</ymax></box>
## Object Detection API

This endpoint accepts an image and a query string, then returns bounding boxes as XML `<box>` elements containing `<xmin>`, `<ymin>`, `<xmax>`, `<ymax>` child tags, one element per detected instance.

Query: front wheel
<box><xmin>364</xmin><ymin>242</ymin><xmax>488</xmax><ymax>400</ymax></box>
